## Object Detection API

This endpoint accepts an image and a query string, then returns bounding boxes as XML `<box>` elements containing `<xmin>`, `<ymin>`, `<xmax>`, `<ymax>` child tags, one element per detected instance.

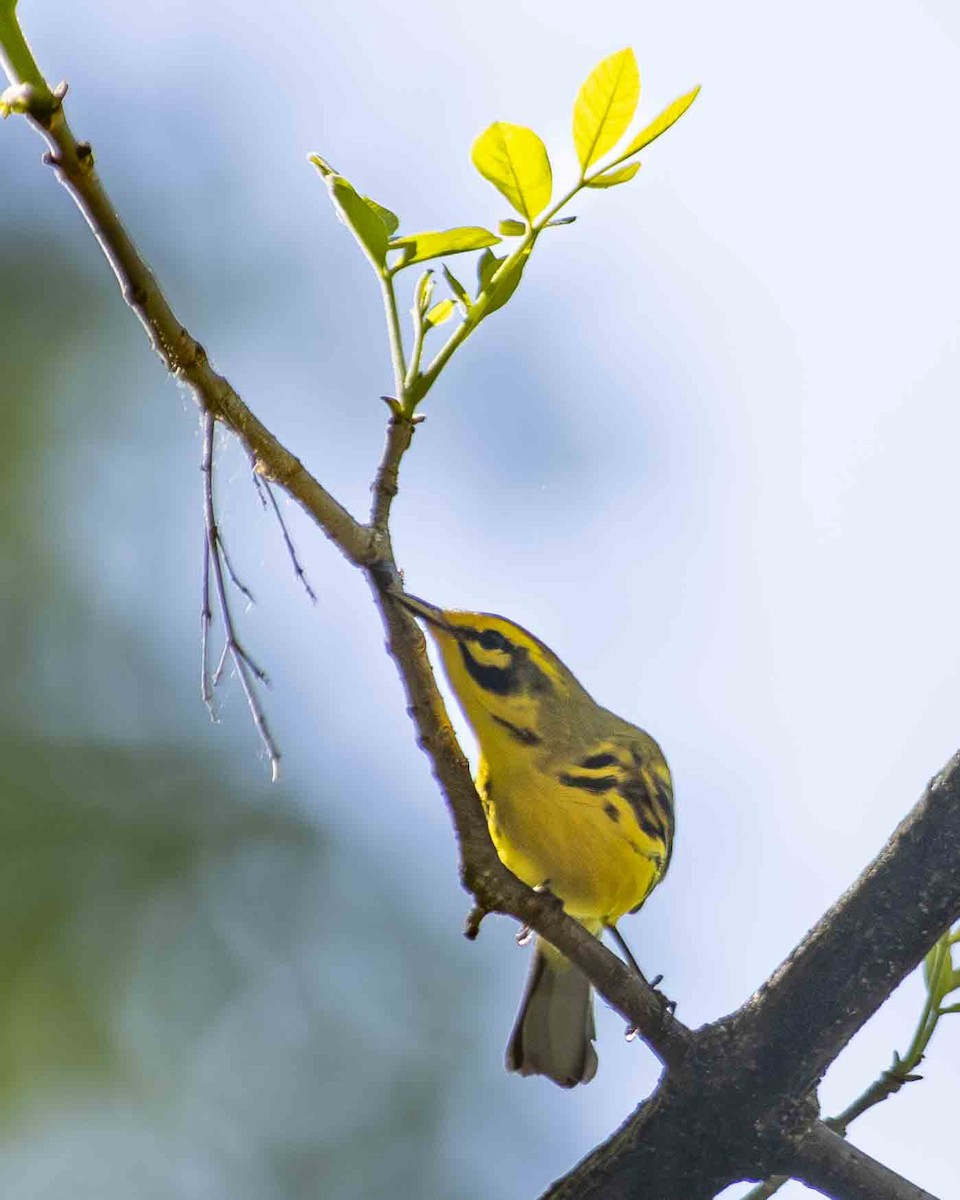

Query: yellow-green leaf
<box><xmin>498</xmin><ymin>219</ymin><xmax>526</xmax><ymax>236</ymax></box>
<box><xmin>414</xmin><ymin>270</ymin><xmax>435</xmax><ymax>313</ymax></box>
<box><xmin>476</xmin><ymin>248</ymin><xmax>501</xmax><ymax>293</ymax></box>
<box><xmin>442</xmin><ymin>264</ymin><xmax>472</xmax><ymax>311</ymax></box>
<box><xmin>364</xmin><ymin>196</ymin><xmax>400</xmax><ymax>236</ymax></box>
<box><xmin>924</xmin><ymin>940</ymin><xmax>953</xmax><ymax>1000</ymax></box>
<box><xmin>424</xmin><ymin>299</ymin><xmax>455</xmax><ymax>328</ymax></box>
<box><xmin>622</xmin><ymin>85</ymin><xmax>701</xmax><ymax>157</ymax></box>
<box><xmin>308</xmin><ymin>153</ymin><xmax>336</xmax><ymax>178</ymax></box>
<box><xmin>573</xmin><ymin>48</ymin><xmax>640</xmax><ymax>172</ymax></box>
<box><xmin>476</xmin><ymin>248</ymin><xmax>529</xmax><ymax>315</ymax></box>
<box><xmin>471</xmin><ymin>123</ymin><xmax>552</xmax><ymax>222</ymax></box>
<box><xmin>326</xmin><ymin>176</ymin><xmax>389</xmax><ymax>268</ymax></box>
<box><xmin>585</xmin><ymin>161</ymin><xmax>642</xmax><ymax>189</ymax></box>
<box><xmin>389</xmin><ymin>226</ymin><xmax>501</xmax><ymax>267</ymax></box>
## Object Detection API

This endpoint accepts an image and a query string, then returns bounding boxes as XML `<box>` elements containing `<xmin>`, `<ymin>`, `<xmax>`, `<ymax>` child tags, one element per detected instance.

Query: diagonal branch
<box><xmin>7</xmin><ymin>82</ymin><xmax>370</xmax><ymax>568</ymax></box>
<box><xmin>370</xmin><ymin>403</ymin><xmax>418</xmax><ymax>534</ymax></box>
<box><xmin>541</xmin><ymin>753</ymin><xmax>960</xmax><ymax>1199</ymax></box>
<box><xmin>790</xmin><ymin>1123</ymin><xmax>939</xmax><ymax>1200</ymax></box>
<box><xmin>732</xmin><ymin>750</ymin><xmax>960</xmax><ymax>1101</ymax></box>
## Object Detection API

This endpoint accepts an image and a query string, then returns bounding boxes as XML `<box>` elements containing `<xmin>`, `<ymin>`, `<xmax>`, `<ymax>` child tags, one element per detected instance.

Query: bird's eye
<box><xmin>478</xmin><ymin>628</ymin><xmax>510</xmax><ymax>653</ymax></box>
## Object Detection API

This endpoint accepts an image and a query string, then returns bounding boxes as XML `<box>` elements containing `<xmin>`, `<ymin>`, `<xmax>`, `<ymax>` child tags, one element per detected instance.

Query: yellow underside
<box><xmin>477</xmin><ymin>755</ymin><xmax>664</xmax><ymax>927</ymax></box>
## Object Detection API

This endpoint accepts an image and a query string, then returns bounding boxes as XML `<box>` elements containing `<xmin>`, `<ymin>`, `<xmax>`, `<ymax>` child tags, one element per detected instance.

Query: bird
<box><xmin>394</xmin><ymin>591</ymin><xmax>674</xmax><ymax>1087</ymax></box>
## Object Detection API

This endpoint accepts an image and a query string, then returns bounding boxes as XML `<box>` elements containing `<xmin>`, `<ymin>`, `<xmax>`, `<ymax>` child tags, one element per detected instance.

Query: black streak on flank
<box><xmin>458</xmin><ymin>640</ymin><xmax>518</xmax><ymax>695</ymax></box>
<box><xmin>557</xmin><ymin>772</ymin><xmax>618</xmax><ymax>794</ymax></box>
<box><xmin>604</xmin><ymin>802</ymin><xmax>620</xmax><ymax>822</ymax></box>
<box><xmin>491</xmin><ymin>713</ymin><xmax>541</xmax><ymax>745</ymax></box>
<box><xmin>620</xmin><ymin>776</ymin><xmax>666</xmax><ymax>841</ymax></box>
<box><xmin>580</xmin><ymin>752</ymin><xmax>617</xmax><ymax>770</ymax></box>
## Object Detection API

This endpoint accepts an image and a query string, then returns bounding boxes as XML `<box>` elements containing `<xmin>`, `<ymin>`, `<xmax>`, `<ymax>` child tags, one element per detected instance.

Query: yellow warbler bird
<box><xmin>396</xmin><ymin>593</ymin><xmax>674</xmax><ymax>1088</ymax></box>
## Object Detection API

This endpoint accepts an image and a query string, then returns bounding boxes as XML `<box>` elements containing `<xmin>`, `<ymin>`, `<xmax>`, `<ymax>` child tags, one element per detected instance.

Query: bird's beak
<box><xmin>392</xmin><ymin>591</ymin><xmax>449</xmax><ymax>631</ymax></box>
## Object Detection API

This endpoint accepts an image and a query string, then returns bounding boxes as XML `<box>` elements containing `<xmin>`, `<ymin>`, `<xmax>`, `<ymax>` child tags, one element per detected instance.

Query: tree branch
<box><xmin>791</xmin><ymin>1123</ymin><xmax>939</xmax><ymax>1200</ymax></box>
<box><xmin>370</xmin><ymin>407</ymin><xmax>417</xmax><ymax>534</ymax></box>
<box><xmin>201</xmin><ymin>412</ymin><xmax>281</xmax><ymax>779</ymax></box>
<box><xmin>731</xmin><ymin>750</ymin><xmax>960</xmax><ymax>1102</ymax></box>
<box><xmin>542</xmin><ymin>753</ymin><xmax>960</xmax><ymax>1199</ymax></box>
<box><xmin>7</xmin><ymin>82</ymin><xmax>370</xmax><ymax>567</ymax></box>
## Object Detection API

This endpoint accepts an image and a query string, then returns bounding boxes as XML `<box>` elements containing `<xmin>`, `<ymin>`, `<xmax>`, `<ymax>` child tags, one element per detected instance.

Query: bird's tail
<box><xmin>506</xmin><ymin>936</ymin><xmax>598</xmax><ymax>1087</ymax></box>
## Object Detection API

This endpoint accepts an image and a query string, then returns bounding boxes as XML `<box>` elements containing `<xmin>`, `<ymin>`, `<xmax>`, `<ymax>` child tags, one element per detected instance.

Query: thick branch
<box><xmin>732</xmin><ymin>750</ymin><xmax>960</xmax><ymax>1101</ymax></box>
<box><xmin>791</xmin><ymin>1123</ymin><xmax>939</xmax><ymax>1200</ymax></box>
<box><xmin>543</xmin><ymin>752</ymin><xmax>960</xmax><ymax>1200</ymax></box>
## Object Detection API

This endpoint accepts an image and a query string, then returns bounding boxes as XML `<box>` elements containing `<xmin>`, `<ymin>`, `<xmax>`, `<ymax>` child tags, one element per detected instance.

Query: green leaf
<box><xmin>424</xmin><ymin>299</ymin><xmax>455</xmax><ymax>328</ymax></box>
<box><xmin>307</xmin><ymin>153</ymin><xmax>336</xmax><ymax>178</ymax></box>
<box><xmin>324</xmin><ymin>175</ymin><xmax>389</xmax><ymax>268</ymax></box>
<box><xmin>498</xmin><ymin>219</ymin><xmax>526</xmax><ymax>237</ymax></box>
<box><xmin>477</xmin><ymin>248</ymin><xmax>500</xmax><ymax>293</ymax></box>
<box><xmin>585</xmin><ymin>161</ymin><xmax>642</xmax><ymax>189</ymax></box>
<box><xmin>573</xmin><ymin>48</ymin><xmax>640</xmax><ymax>172</ymax></box>
<box><xmin>364</xmin><ymin>197</ymin><xmax>400</xmax><ymax>236</ymax></box>
<box><xmin>487</xmin><ymin>254</ymin><xmax>527</xmax><ymax>314</ymax></box>
<box><xmin>442</xmin><ymin>264</ymin><xmax>472</xmax><ymax>311</ymax></box>
<box><xmin>924</xmin><ymin>940</ymin><xmax>953</xmax><ymax>1001</ymax></box>
<box><xmin>622</xmin><ymin>85</ymin><xmax>701</xmax><ymax>157</ymax></box>
<box><xmin>389</xmin><ymin>226</ymin><xmax>501</xmax><ymax>267</ymax></box>
<box><xmin>414</xmin><ymin>270</ymin><xmax>436</xmax><ymax>314</ymax></box>
<box><xmin>476</xmin><ymin>248</ymin><xmax>529</xmax><ymax>315</ymax></box>
<box><xmin>471</xmin><ymin>122</ymin><xmax>553</xmax><ymax>222</ymax></box>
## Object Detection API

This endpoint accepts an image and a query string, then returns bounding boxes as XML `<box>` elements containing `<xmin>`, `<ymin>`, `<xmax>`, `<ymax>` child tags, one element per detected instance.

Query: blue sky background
<box><xmin>2</xmin><ymin>2</ymin><xmax>959</xmax><ymax>1197</ymax></box>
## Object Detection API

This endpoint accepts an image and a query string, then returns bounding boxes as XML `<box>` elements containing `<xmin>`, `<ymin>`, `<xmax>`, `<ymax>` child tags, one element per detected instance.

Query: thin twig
<box><xmin>370</xmin><ymin>404</ymin><xmax>417</xmax><ymax>533</ymax></box>
<box><xmin>201</xmin><ymin>412</ymin><xmax>281</xmax><ymax>780</ymax></box>
<box><xmin>253</xmin><ymin>472</ymin><xmax>318</xmax><ymax>603</ymax></box>
<box><xmin>200</xmin><ymin>519</ymin><xmax>215</xmax><ymax>713</ymax></box>
<box><xmin>218</xmin><ymin>533</ymin><xmax>256</xmax><ymax>605</ymax></box>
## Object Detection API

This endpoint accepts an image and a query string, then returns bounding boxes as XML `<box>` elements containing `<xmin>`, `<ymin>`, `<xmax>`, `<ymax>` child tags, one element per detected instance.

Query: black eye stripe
<box><xmin>580</xmin><ymin>752</ymin><xmax>617</xmax><ymax>770</ymax></box>
<box><xmin>557</xmin><ymin>772</ymin><xmax>619</xmax><ymax>794</ymax></box>
<box><xmin>458</xmin><ymin>641</ymin><xmax>518</xmax><ymax>695</ymax></box>
<box><xmin>471</xmin><ymin>627</ymin><xmax>512</xmax><ymax>653</ymax></box>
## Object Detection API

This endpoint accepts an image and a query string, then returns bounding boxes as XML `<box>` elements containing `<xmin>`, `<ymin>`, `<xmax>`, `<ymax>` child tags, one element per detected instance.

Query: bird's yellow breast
<box><xmin>476</xmin><ymin>748</ymin><xmax>666</xmax><ymax>926</ymax></box>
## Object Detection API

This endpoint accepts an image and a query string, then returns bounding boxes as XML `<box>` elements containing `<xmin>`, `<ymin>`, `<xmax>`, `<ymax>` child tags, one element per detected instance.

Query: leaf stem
<box><xmin>404</xmin><ymin>295</ymin><xmax>427</xmax><ymax>393</ymax></box>
<box><xmin>0</xmin><ymin>2</ymin><xmax>50</xmax><ymax>95</ymax></box>
<box><xmin>379</xmin><ymin>271</ymin><xmax>408</xmax><ymax>401</ymax></box>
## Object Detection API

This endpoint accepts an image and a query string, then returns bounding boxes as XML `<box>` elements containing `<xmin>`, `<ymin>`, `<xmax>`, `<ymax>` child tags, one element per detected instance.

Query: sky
<box><xmin>2</xmin><ymin>1</ymin><xmax>960</xmax><ymax>1198</ymax></box>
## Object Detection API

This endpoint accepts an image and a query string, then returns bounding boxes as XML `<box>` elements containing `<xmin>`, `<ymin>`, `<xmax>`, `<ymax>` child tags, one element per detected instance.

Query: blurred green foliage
<box><xmin>0</xmin><ymin>237</ymin><xmax>479</xmax><ymax>1199</ymax></box>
